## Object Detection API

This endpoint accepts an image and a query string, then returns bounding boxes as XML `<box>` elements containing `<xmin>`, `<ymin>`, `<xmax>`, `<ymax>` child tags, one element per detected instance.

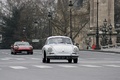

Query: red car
<box><xmin>11</xmin><ymin>41</ymin><xmax>33</xmax><ymax>55</ymax></box>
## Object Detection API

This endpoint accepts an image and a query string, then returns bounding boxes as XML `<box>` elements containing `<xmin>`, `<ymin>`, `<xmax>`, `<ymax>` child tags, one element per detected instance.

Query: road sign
<box><xmin>32</xmin><ymin>39</ymin><xmax>39</xmax><ymax>42</ymax></box>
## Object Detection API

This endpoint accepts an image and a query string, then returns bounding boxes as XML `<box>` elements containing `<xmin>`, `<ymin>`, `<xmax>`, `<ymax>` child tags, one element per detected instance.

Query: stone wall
<box><xmin>90</xmin><ymin>0</ymin><xmax>114</xmax><ymax>28</ymax></box>
<box><xmin>89</xmin><ymin>0</ymin><xmax>115</xmax><ymax>47</ymax></box>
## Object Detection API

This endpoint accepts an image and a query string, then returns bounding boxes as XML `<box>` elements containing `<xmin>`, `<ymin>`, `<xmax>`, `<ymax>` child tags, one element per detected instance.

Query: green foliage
<box><xmin>115</xmin><ymin>0</ymin><xmax>120</xmax><ymax>23</ymax></box>
<box><xmin>1</xmin><ymin>6</ymin><xmax>21</xmax><ymax>48</ymax></box>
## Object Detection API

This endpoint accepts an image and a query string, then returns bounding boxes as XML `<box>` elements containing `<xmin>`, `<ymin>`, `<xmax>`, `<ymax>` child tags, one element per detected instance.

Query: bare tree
<box><xmin>51</xmin><ymin>0</ymin><xmax>90</xmax><ymax>42</ymax></box>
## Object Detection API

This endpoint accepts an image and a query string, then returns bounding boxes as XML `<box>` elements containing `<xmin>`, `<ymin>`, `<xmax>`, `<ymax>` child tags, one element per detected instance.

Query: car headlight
<box><xmin>29</xmin><ymin>46</ymin><xmax>33</xmax><ymax>50</ymax></box>
<box><xmin>47</xmin><ymin>47</ymin><xmax>53</xmax><ymax>53</ymax></box>
<box><xmin>14</xmin><ymin>46</ymin><xmax>19</xmax><ymax>50</ymax></box>
<box><xmin>73</xmin><ymin>47</ymin><xmax>79</xmax><ymax>52</ymax></box>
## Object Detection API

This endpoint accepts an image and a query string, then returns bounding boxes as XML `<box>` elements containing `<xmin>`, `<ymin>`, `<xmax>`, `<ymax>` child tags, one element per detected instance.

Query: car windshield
<box><xmin>14</xmin><ymin>42</ymin><xmax>30</xmax><ymax>46</ymax></box>
<box><xmin>47</xmin><ymin>37</ymin><xmax>72</xmax><ymax>44</ymax></box>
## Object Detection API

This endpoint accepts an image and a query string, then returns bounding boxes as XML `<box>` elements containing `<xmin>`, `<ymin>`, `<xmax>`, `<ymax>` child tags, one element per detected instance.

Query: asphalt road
<box><xmin>0</xmin><ymin>49</ymin><xmax>120</xmax><ymax>80</ymax></box>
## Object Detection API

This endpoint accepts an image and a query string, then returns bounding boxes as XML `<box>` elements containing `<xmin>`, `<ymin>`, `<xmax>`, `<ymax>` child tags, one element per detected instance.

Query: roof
<box><xmin>47</xmin><ymin>36</ymin><xmax>70</xmax><ymax>39</ymax></box>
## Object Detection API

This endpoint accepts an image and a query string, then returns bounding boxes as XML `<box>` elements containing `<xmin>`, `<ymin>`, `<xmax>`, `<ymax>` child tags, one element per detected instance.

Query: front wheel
<box><xmin>13</xmin><ymin>52</ymin><xmax>17</xmax><ymax>55</ymax></box>
<box><xmin>42</xmin><ymin>58</ymin><xmax>46</xmax><ymax>63</ymax></box>
<box><xmin>11</xmin><ymin>52</ymin><xmax>13</xmax><ymax>55</ymax></box>
<box><xmin>42</xmin><ymin>53</ymin><xmax>46</xmax><ymax>63</ymax></box>
<box><xmin>28</xmin><ymin>52</ymin><xmax>33</xmax><ymax>55</ymax></box>
<box><xmin>46</xmin><ymin>58</ymin><xmax>50</xmax><ymax>63</ymax></box>
<box><xmin>73</xmin><ymin>58</ymin><xmax>78</xmax><ymax>63</ymax></box>
<box><xmin>68</xmin><ymin>59</ymin><xmax>72</xmax><ymax>63</ymax></box>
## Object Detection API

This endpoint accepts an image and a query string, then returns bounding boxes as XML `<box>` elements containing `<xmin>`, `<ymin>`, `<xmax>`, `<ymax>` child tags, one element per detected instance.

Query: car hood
<box><xmin>50</xmin><ymin>44</ymin><xmax>73</xmax><ymax>53</ymax></box>
<box><xmin>18</xmin><ymin>45</ymin><xmax>31</xmax><ymax>49</ymax></box>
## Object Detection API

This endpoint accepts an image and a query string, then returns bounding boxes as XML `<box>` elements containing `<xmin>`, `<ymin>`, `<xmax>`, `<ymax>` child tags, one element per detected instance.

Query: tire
<box><xmin>11</xmin><ymin>52</ymin><xmax>13</xmax><ymax>55</ymax></box>
<box><xmin>47</xmin><ymin>58</ymin><xmax>50</xmax><ymax>63</ymax></box>
<box><xmin>68</xmin><ymin>59</ymin><xmax>72</xmax><ymax>63</ymax></box>
<box><xmin>42</xmin><ymin>58</ymin><xmax>46</xmax><ymax>63</ymax></box>
<box><xmin>28</xmin><ymin>52</ymin><xmax>33</xmax><ymax>55</ymax></box>
<box><xmin>27</xmin><ymin>52</ymin><xmax>29</xmax><ymax>55</ymax></box>
<box><xmin>31</xmin><ymin>52</ymin><xmax>33</xmax><ymax>55</ymax></box>
<box><xmin>42</xmin><ymin>53</ymin><xmax>46</xmax><ymax>63</ymax></box>
<box><xmin>73</xmin><ymin>58</ymin><xmax>78</xmax><ymax>63</ymax></box>
<box><xmin>13</xmin><ymin>52</ymin><xmax>17</xmax><ymax>55</ymax></box>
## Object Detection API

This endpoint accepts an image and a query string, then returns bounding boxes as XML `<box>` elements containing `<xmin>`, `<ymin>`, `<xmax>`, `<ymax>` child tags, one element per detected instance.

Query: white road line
<box><xmin>1</xmin><ymin>57</ymin><xmax>12</xmax><ymax>60</ymax></box>
<box><xmin>1</xmin><ymin>52</ymin><xmax>8</xmax><ymax>54</ymax></box>
<box><xmin>33</xmin><ymin>65</ymin><xmax>53</xmax><ymax>68</ymax></box>
<box><xmin>15</xmin><ymin>58</ymin><xmax>25</xmax><ymax>60</ymax></box>
<box><xmin>1</xmin><ymin>58</ymin><xmax>10</xmax><ymax>60</ymax></box>
<box><xmin>1</xmin><ymin>58</ymin><xmax>25</xmax><ymax>60</ymax></box>
<box><xmin>10</xmin><ymin>66</ymin><xmax>28</xmax><ymax>69</ymax></box>
<box><xmin>31</xmin><ymin>58</ymin><xmax>41</xmax><ymax>60</ymax></box>
<box><xmin>58</xmin><ymin>65</ymin><xmax>77</xmax><ymax>68</ymax></box>
<box><xmin>79</xmin><ymin>61</ymin><xmax>120</xmax><ymax>63</ymax></box>
<box><xmin>105</xmin><ymin>65</ymin><xmax>120</xmax><ymax>67</ymax></box>
<box><xmin>80</xmin><ymin>65</ymin><xmax>102</xmax><ymax>67</ymax></box>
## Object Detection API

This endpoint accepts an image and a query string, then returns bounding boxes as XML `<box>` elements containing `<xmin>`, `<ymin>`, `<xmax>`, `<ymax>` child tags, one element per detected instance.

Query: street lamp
<box><xmin>108</xmin><ymin>24</ymin><xmax>112</xmax><ymax>45</ymax></box>
<box><xmin>69</xmin><ymin>0</ymin><xmax>73</xmax><ymax>41</ymax></box>
<box><xmin>101</xmin><ymin>19</ymin><xmax>108</xmax><ymax>46</ymax></box>
<box><xmin>103</xmin><ymin>19</ymin><xmax>108</xmax><ymax>46</ymax></box>
<box><xmin>103</xmin><ymin>19</ymin><xmax>107</xmax><ymax>27</ymax></box>
<box><xmin>23</xmin><ymin>27</ymin><xmax>26</xmax><ymax>41</ymax></box>
<box><xmin>95</xmin><ymin>0</ymin><xmax>100</xmax><ymax>50</ymax></box>
<box><xmin>48</xmin><ymin>12</ymin><xmax>52</xmax><ymax>36</ymax></box>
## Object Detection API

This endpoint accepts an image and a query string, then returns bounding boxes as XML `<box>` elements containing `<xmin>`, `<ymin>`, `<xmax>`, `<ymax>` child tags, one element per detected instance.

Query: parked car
<box><xmin>42</xmin><ymin>36</ymin><xmax>79</xmax><ymax>63</ymax></box>
<box><xmin>11</xmin><ymin>41</ymin><xmax>33</xmax><ymax>55</ymax></box>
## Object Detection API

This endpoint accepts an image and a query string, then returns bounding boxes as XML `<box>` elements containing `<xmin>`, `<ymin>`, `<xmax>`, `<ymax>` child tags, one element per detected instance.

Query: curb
<box><xmin>80</xmin><ymin>50</ymin><xmax>120</xmax><ymax>54</ymax></box>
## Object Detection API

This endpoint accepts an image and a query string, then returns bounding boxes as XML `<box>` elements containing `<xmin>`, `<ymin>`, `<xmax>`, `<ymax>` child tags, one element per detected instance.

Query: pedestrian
<box><xmin>92</xmin><ymin>44</ymin><xmax>96</xmax><ymax>50</ymax></box>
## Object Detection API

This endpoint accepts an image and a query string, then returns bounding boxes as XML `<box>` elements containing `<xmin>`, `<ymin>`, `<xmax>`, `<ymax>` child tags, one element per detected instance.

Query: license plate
<box><xmin>22</xmin><ymin>51</ymin><xmax>27</xmax><ymax>53</ymax></box>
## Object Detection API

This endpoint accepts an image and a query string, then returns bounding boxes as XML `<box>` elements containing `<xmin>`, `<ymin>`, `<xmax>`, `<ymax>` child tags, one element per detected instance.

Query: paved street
<box><xmin>0</xmin><ymin>49</ymin><xmax>120</xmax><ymax>80</ymax></box>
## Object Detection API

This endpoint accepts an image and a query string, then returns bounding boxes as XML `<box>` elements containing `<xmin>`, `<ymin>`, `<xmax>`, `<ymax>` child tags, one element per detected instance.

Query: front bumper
<box><xmin>14</xmin><ymin>50</ymin><xmax>33</xmax><ymax>53</ymax></box>
<box><xmin>46</xmin><ymin>55</ymin><xmax>78</xmax><ymax>59</ymax></box>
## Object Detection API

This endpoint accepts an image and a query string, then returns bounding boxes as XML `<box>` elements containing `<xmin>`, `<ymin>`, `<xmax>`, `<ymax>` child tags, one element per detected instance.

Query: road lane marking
<box><xmin>10</xmin><ymin>66</ymin><xmax>28</xmax><ymax>69</ymax></box>
<box><xmin>14</xmin><ymin>58</ymin><xmax>25</xmax><ymax>60</ymax></box>
<box><xmin>0</xmin><ymin>58</ymin><xmax>25</xmax><ymax>60</ymax></box>
<box><xmin>58</xmin><ymin>65</ymin><xmax>77</xmax><ymax>68</ymax></box>
<box><xmin>79</xmin><ymin>61</ymin><xmax>120</xmax><ymax>63</ymax></box>
<box><xmin>31</xmin><ymin>58</ymin><xmax>41</xmax><ymax>60</ymax></box>
<box><xmin>33</xmin><ymin>65</ymin><xmax>53</xmax><ymax>68</ymax></box>
<box><xmin>1</xmin><ymin>52</ymin><xmax>8</xmax><ymax>54</ymax></box>
<box><xmin>1</xmin><ymin>58</ymin><xmax>10</xmax><ymax>60</ymax></box>
<box><xmin>80</xmin><ymin>65</ymin><xmax>102</xmax><ymax>67</ymax></box>
<box><xmin>1</xmin><ymin>57</ymin><xmax>12</xmax><ymax>60</ymax></box>
<box><xmin>105</xmin><ymin>65</ymin><xmax>120</xmax><ymax>67</ymax></box>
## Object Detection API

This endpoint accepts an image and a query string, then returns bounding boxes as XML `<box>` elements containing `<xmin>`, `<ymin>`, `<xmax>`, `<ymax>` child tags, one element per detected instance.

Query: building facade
<box><xmin>56</xmin><ymin>0</ymin><xmax>115</xmax><ymax>49</ymax></box>
<box><xmin>89</xmin><ymin>0</ymin><xmax>115</xmax><ymax>48</ymax></box>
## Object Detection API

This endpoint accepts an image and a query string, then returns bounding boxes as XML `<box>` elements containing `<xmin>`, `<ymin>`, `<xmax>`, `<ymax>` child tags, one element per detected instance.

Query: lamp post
<box><xmin>48</xmin><ymin>12</ymin><xmax>52</xmax><ymax>36</ymax></box>
<box><xmin>102</xmin><ymin>19</ymin><xmax>108</xmax><ymax>46</ymax></box>
<box><xmin>69</xmin><ymin>0</ymin><xmax>73</xmax><ymax>41</ymax></box>
<box><xmin>101</xmin><ymin>26</ymin><xmax>108</xmax><ymax>46</ymax></box>
<box><xmin>34</xmin><ymin>21</ymin><xmax>38</xmax><ymax>38</ymax></box>
<box><xmin>95</xmin><ymin>0</ymin><xmax>100</xmax><ymax>50</ymax></box>
<box><xmin>108</xmin><ymin>24</ymin><xmax>112</xmax><ymax>45</ymax></box>
<box><xmin>103</xmin><ymin>19</ymin><xmax>108</xmax><ymax>46</ymax></box>
<box><xmin>23</xmin><ymin>27</ymin><xmax>26</xmax><ymax>41</ymax></box>
<box><xmin>101</xmin><ymin>26</ymin><xmax>106</xmax><ymax>46</ymax></box>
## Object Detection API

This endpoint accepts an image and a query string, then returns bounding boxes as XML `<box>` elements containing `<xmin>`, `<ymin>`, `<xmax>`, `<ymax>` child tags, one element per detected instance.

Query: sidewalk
<box><xmin>100</xmin><ymin>47</ymin><xmax>120</xmax><ymax>53</ymax></box>
<box><xmin>84</xmin><ymin>47</ymin><xmax>120</xmax><ymax>54</ymax></box>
